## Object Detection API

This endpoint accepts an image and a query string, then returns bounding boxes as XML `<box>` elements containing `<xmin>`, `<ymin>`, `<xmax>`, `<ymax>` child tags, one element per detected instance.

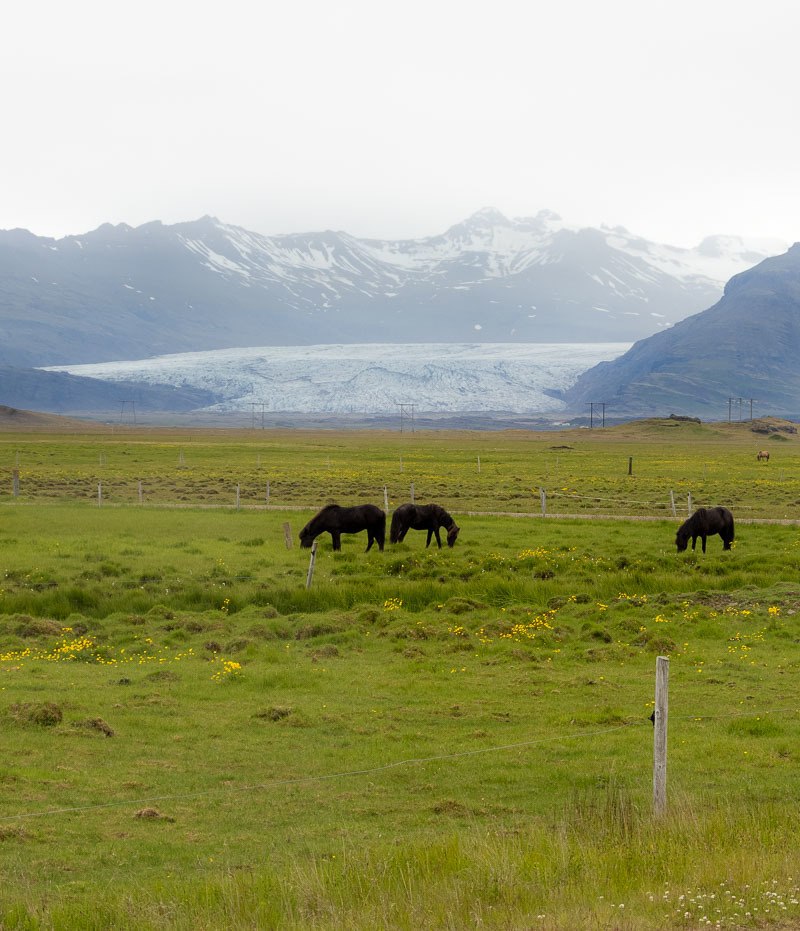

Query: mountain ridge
<box><xmin>0</xmin><ymin>209</ymin><xmax>786</xmax><ymax>369</ymax></box>
<box><xmin>566</xmin><ymin>243</ymin><xmax>800</xmax><ymax>418</ymax></box>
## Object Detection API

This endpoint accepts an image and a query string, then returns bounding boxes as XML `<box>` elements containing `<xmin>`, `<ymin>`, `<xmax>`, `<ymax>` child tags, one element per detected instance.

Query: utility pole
<box><xmin>399</xmin><ymin>403</ymin><xmax>415</xmax><ymax>433</ymax></box>
<box><xmin>589</xmin><ymin>402</ymin><xmax>606</xmax><ymax>428</ymax></box>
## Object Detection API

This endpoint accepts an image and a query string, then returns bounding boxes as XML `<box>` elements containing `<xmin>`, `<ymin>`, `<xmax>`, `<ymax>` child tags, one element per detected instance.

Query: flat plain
<box><xmin>1</xmin><ymin>417</ymin><xmax>800</xmax><ymax>930</ymax></box>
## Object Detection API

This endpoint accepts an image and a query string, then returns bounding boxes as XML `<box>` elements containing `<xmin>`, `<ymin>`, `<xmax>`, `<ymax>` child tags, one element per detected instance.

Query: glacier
<box><xmin>44</xmin><ymin>342</ymin><xmax>630</xmax><ymax>414</ymax></box>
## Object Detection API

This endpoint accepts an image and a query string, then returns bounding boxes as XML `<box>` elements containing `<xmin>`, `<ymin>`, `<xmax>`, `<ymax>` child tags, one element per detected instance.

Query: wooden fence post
<box><xmin>138</xmin><ymin>480</ymin><xmax>143</xmax><ymax>505</ymax></box>
<box><xmin>653</xmin><ymin>655</ymin><xmax>669</xmax><ymax>816</ymax></box>
<box><xmin>628</xmin><ymin>456</ymin><xmax>633</xmax><ymax>476</ymax></box>
<box><xmin>12</xmin><ymin>469</ymin><xmax>19</xmax><ymax>497</ymax></box>
<box><xmin>383</xmin><ymin>485</ymin><xmax>389</xmax><ymax>512</ymax></box>
<box><xmin>688</xmin><ymin>492</ymin><xmax>693</xmax><ymax>515</ymax></box>
<box><xmin>283</xmin><ymin>522</ymin><xmax>293</xmax><ymax>549</ymax></box>
<box><xmin>266</xmin><ymin>481</ymin><xmax>270</xmax><ymax>505</ymax></box>
<box><xmin>235</xmin><ymin>484</ymin><xmax>240</xmax><ymax>510</ymax></box>
<box><xmin>97</xmin><ymin>482</ymin><xmax>103</xmax><ymax>507</ymax></box>
<box><xmin>305</xmin><ymin>540</ymin><xmax>318</xmax><ymax>589</ymax></box>
<box><xmin>477</xmin><ymin>456</ymin><xmax>481</xmax><ymax>473</ymax></box>
<box><xmin>669</xmin><ymin>489</ymin><xmax>676</xmax><ymax>518</ymax></box>
<box><xmin>540</xmin><ymin>487</ymin><xmax>547</xmax><ymax>517</ymax></box>
<box><xmin>410</xmin><ymin>482</ymin><xmax>415</xmax><ymax>503</ymax></box>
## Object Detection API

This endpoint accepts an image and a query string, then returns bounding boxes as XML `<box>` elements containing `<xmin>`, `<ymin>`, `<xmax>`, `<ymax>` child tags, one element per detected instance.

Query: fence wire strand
<box><xmin>5</xmin><ymin>705</ymin><xmax>799</xmax><ymax>825</ymax></box>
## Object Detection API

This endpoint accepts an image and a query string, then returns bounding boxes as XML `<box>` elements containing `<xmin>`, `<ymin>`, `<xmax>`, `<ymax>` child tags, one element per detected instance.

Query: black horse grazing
<box><xmin>675</xmin><ymin>506</ymin><xmax>734</xmax><ymax>553</ymax></box>
<box><xmin>390</xmin><ymin>503</ymin><xmax>460</xmax><ymax>548</ymax></box>
<box><xmin>299</xmin><ymin>504</ymin><xmax>385</xmax><ymax>552</ymax></box>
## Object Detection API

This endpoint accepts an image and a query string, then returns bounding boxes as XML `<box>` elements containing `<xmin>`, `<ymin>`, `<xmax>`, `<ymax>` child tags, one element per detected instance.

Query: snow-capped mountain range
<box><xmin>0</xmin><ymin>208</ymin><xmax>787</xmax><ymax>369</ymax></box>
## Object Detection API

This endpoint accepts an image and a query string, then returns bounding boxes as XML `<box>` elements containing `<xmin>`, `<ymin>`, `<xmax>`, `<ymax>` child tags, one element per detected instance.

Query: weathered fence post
<box><xmin>283</xmin><ymin>522</ymin><xmax>293</xmax><ymax>549</ymax></box>
<box><xmin>235</xmin><ymin>483</ymin><xmax>240</xmax><ymax>510</ymax></box>
<box><xmin>687</xmin><ymin>492</ymin><xmax>693</xmax><ymax>514</ymax></box>
<box><xmin>477</xmin><ymin>456</ymin><xmax>481</xmax><ymax>473</ymax></box>
<box><xmin>305</xmin><ymin>540</ymin><xmax>318</xmax><ymax>589</ymax></box>
<box><xmin>383</xmin><ymin>485</ymin><xmax>389</xmax><ymax>512</ymax></box>
<box><xmin>97</xmin><ymin>482</ymin><xmax>103</xmax><ymax>507</ymax></box>
<box><xmin>12</xmin><ymin>469</ymin><xmax>19</xmax><ymax>497</ymax></box>
<box><xmin>138</xmin><ymin>480</ymin><xmax>143</xmax><ymax>505</ymax></box>
<box><xmin>669</xmin><ymin>489</ymin><xmax>676</xmax><ymax>518</ymax></box>
<box><xmin>410</xmin><ymin>482</ymin><xmax>415</xmax><ymax>503</ymax></box>
<box><xmin>266</xmin><ymin>481</ymin><xmax>270</xmax><ymax>505</ymax></box>
<box><xmin>653</xmin><ymin>655</ymin><xmax>669</xmax><ymax>816</ymax></box>
<box><xmin>628</xmin><ymin>456</ymin><xmax>633</xmax><ymax>476</ymax></box>
<box><xmin>540</xmin><ymin>487</ymin><xmax>547</xmax><ymax>517</ymax></box>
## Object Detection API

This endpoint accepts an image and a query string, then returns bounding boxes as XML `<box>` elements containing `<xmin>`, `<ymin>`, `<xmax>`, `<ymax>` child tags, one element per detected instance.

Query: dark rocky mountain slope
<box><xmin>566</xmin><ymin>244</ymin><xmax>800</xmax><ymax>419</ymax></box>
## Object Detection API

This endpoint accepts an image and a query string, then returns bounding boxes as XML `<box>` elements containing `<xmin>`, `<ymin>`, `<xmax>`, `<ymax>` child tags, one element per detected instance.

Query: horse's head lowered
<box><xmin>675</xmin><ymin>526</ymin><xmax>690</xmax><ymax>552</ymax></box>
<box><xmin>446</xmin><ymin>523</ymin><xmax>460</xmax><ymax>547</ymax></box>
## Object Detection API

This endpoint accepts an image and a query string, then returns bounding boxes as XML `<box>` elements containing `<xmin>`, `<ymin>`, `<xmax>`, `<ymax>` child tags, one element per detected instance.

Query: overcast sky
<box><xmin>2</xmin><ymin>0</ymin><xmax>797</xmax><ymax>247</ymax></box>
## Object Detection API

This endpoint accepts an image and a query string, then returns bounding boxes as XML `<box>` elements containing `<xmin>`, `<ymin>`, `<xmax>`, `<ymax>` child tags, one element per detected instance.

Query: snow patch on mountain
<box><xmin>44</xmin><ymin>343</ymin><xmax>630</xmax><ymax>414</ymax></box>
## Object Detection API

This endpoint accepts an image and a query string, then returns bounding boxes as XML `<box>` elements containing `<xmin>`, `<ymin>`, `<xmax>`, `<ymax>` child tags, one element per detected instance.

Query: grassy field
<box><xmin>1</xmin><ymin>416</ymin><xmax>799</xmax><ymax>518</ymax></box>
<box><xmin>2</xmin><ymin>419</ymin><xmax>800</xmax><ymax>929</ymax></box>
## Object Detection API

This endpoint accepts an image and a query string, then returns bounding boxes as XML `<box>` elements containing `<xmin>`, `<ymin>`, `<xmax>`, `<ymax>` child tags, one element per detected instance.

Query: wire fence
<box><xmin>4</xmin><ymin>703</ymin><xmax>797</xmax><ymax>826</ymax></box>
<box><xmin>3</xmin><ymin>473</ymin><xmax>798</xmax><ymax>524</ymax></box>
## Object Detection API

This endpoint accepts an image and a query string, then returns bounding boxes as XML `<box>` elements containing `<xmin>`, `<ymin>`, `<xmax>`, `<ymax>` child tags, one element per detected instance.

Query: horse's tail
<box><xmin>389</xmin><ymin>509</ymin><xmax>403</xmax><ymax>544</ymax></box>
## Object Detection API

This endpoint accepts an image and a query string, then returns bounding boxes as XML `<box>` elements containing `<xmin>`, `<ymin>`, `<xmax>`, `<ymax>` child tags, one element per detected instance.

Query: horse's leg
<box><xmin>434</xmin><ymin>527</ymin><xmax>442</xmax><ymax>548</ymax></box>
<box><xmin>701</xmin><ymin>535</ymin><xmax>707</xmax><ymax>554</ymax></box>
<box><xmin>365</xmin><ymin>532</ymin><xmax>374</xmax><ymax>553</ymax></box>
<box><xmin>331</xmin><ymin>531</ymin><xmax>341</xmax><ymax>551</ymax></box>
<box><xmin>691</xmin><ymin>535</ymin><xmax>697</xmax><ymax>551</ymax></box>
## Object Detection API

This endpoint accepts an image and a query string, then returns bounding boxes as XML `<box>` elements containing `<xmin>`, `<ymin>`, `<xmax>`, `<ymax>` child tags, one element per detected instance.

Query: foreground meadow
<box><xmin>2</xmin><ymin>421</ymin><xmax>800</xmax><ymax>929</ymax></box>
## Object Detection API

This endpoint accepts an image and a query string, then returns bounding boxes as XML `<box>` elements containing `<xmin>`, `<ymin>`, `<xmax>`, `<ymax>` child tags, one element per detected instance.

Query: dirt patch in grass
<box><xmin>15</xmin><ymin>617</ymin><xmax>62</xmax><ymax>638</ymax></box>
<box><xmin>134</xmin><ymin>807</ymin><xmax>175</xmax><ymax>822</ymax></box>
<box><xmin>254</xmin><ymin>706</ymin><xmax>293</xmax><ymax>722</ymax></box>
<box><xmin>9</xmin><ymin>701</ymin><xmax>63</xmax><ymax>727</ymax></box>
<box><xmin>73</xmin><ymin>717</ymin><xmax>115</xmax><ymax>737</ymax></box>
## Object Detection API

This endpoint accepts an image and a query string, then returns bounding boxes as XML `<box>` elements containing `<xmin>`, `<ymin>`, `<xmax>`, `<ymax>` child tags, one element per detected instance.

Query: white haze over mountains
<box><xmin>45</xmin><ymin>343</ymin><xmax>630</xmax><ymax>414</ymax></box>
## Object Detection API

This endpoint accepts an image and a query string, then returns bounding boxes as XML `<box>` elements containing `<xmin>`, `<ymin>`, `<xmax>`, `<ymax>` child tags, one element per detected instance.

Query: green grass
<box><xmin>2</xmin><ymin>422</ymin><xmax>800</xmax><ymax>927</ymax></box>
<box><xmin>1</xmin><ymin>416</ymin><xmax>800</xmax><ymax>517</ymax></box>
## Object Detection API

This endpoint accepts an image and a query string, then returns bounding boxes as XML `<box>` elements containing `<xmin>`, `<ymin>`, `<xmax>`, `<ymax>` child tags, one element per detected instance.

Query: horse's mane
<box><xmin>431</xmin><ymin>503</ymin><xmax>455</xmax><ymax>528</ymax></box>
